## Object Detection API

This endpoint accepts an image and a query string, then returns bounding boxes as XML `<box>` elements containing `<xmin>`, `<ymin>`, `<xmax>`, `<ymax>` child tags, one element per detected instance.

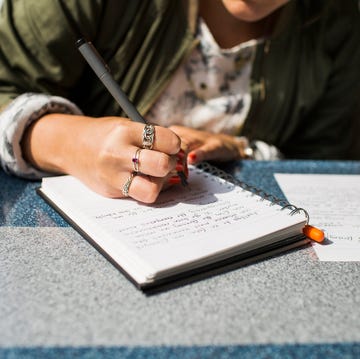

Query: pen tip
<box><xmin>177</xmin><ymin>171</ymin><xmax>188</xmax><ymax>187</ymax></box>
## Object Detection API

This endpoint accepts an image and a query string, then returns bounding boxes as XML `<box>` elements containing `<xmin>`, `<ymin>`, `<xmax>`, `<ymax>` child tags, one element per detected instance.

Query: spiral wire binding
<box><xmin>195</xmin><ymin>162</ymin><xmax>310</xmax><ymax>225</ymax></box>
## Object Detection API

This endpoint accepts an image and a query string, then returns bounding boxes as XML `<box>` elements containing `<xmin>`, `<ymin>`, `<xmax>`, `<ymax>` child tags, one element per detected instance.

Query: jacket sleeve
<box><xmin>0</xmin><ymin>0</ymin><xmax>105</xmax><ymax>108</ymax></box>
<box><xmin>282</xmin><ymin>2</ymin><xmax>360</xmax><ymax>159</ymax></box>
<box><xmin>0</xmin><ymin>0</ymin><xmax>104</xmax><ymax>177</ymax></box>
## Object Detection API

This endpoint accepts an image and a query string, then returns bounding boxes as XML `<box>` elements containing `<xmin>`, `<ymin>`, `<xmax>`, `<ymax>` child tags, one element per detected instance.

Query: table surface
<box><xmin>1</xmin><ymin>160</ymin><xmax>360</xmax><ymax>359</ymax></box>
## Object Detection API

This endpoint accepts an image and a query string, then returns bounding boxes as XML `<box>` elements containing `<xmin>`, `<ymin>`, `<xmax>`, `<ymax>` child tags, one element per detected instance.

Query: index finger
<box><xmin>133</xmin><ymin>123</ymin><xmax>181</xmax><ymax>155</ymax></box>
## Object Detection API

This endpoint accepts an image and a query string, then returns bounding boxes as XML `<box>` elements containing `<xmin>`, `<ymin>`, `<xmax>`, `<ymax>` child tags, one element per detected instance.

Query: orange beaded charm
<box><xmin>303</xmin><ymin>224</ymin><xmax>325</xmax><ymax>243</ymax></box>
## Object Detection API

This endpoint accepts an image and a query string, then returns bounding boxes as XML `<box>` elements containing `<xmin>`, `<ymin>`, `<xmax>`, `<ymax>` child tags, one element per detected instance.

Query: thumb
<box><xmin>187</xmin><ymin>149</ymin><xmax>205</xmax><ymax>164</ymax></box>
<box><xmin>188</xmin><ymin>137</ymin><xmax>247</xmax><ymax>164</ymax></box>
<box><xmin>187</xmin><ymin>142</ymin><xmax>229</xmax><ymax>164</ymax></box>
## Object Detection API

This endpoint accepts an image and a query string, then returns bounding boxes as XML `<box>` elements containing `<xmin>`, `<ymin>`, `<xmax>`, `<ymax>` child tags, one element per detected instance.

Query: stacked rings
<box><xmin>123</xmin><ymin>124</ymin><xmax>155</xmax><ymax>198</ymax></box>
<box><xmin>142</xmin><ymin>124</ymin><xmax>155</xmax><ymax>150</ymax></box>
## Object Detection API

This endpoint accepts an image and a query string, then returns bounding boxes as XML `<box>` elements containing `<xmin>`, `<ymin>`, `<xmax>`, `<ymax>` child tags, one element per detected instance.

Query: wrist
<box><xmin>0</xmin><ymin>93</ymin><xmax>82</xmax><ymax>179</ymax></box>
<box><xmin>22</xmin><ymin>113</ymin><xmax>89</xmax><ymax>175</ymax></box>
<box><xmin>21</xmin><ymin>114</ymin><xmax>66</xmax><ymax>174</ymax></box>
<box><xmin>234</xmin><ymin>136</ymin><xmax>254</xmax><ymax>159</ymax></box>
<box><xmin>235</xmin><ymin>137</ymin><xmax>283</xmax><ymax>160</ymax></box>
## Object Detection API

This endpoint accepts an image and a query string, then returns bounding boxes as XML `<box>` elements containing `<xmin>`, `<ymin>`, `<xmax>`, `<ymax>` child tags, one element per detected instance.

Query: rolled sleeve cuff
<box><xmin>238</xmin><ymin>137</ymin><xmax>283</xmax><ymax>160</ymax></box>
<box><xmin>251</xmin><ymin>140</ymin><xmax>283</xmax><ymax>160</ymax></box>
<box><xmin>0</xmin><ymin>93</ymin><xmax>83</xmax><ymax>179</ymax></box>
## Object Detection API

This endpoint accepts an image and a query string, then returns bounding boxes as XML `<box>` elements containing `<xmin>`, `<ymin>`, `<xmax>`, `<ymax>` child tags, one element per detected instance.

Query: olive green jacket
<box><xmin>0</xmin><ymin>0</ymin><xmax>359</xmax><ymax>159</ymax></box>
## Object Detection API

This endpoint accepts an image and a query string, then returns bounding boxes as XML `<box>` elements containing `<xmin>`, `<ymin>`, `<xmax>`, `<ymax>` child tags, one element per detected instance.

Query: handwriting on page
<box><xmin>117</xmin><ymin>202</ymin><xmax>258</xmax><ymax>250</ymax></box>
<box><xmin>94</xmin><ymin>185</ymin><xmax>262</xmax><ymax>250</ymax></box>
<box><xmin>294</xmin><ymin>185</ymin><xmax>360</xmax><ymax>241</ymax></box>
<box><xmin>275</xmin><ymin>173</ymin><xmax>360</xmax><ymax>261</ymax></box>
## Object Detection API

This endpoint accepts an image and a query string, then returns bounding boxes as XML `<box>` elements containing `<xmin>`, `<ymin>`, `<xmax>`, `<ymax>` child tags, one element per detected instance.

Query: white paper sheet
<box><xmin>275</xmin><ymin>173</ymin><xmax>360</xmax><ymax>261</ymax></box>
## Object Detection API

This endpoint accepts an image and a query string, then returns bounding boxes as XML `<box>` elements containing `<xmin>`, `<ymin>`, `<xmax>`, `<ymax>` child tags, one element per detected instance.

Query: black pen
<box><xmin>76</xmin><ymin>38</ymin><xmax>145</xmax><ymax>123</ymax></box>
<box><xmin>76</xmin><ymin>38</ymin><xmax>188</xmax><ymax>185</ymax></box>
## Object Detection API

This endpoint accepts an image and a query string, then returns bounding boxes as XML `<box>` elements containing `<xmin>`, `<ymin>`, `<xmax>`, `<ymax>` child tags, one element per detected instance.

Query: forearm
<box><xmin>0</xmin><ymin>93</ymin><xmax>83</xmax><ymax>179</ymax></box>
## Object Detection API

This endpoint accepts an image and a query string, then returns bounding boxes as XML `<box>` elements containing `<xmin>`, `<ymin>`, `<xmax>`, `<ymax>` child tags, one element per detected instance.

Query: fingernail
<box><xmin>168</xmin><ymin>176</ymin><xmax>181</xmax><ymax>185</ymax></box>
<box><xmin>188</xmin><ymin>152</ymin><xmax>197</xmax><ymax>162</ymax></box>
<box><xmin>176</xmin><ymin>163</ymin><xmax>184</xmax><ymax>172</ymax></box>
<box><xmin>177</xmin><ymin>150</ymin><xmax>185</xmax><ymax>159</ymax></box>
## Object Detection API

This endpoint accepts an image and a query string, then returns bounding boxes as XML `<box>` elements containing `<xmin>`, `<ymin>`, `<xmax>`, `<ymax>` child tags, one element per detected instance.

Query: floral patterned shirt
<box><xmin>146</xmin><ymin>18</ymin><xmax>259</xmax><ymax>135</ymax></box>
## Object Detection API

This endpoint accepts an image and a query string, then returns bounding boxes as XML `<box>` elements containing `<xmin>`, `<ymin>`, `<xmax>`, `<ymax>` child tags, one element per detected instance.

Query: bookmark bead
<box><xmin>303</xmin><ymin>224</ymin><xmax>325</xmax><ymax>243</ymax></box>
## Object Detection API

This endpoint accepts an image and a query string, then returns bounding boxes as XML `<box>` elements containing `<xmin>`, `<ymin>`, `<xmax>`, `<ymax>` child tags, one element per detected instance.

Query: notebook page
<box><xmin>275</xmin><ymin>173</ymin><xmax>360</xmax><ymax>262</ymax></box>
<box><xmin>41</xmin><ymin>167</ymin><xmax>305</xmax><ymax>281</ymax></box>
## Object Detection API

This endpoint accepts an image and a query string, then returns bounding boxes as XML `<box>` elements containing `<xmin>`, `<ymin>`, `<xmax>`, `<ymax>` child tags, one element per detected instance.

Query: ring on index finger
<box><xmin>142</xmin><ymin>124</ymin><xmax>155</xmax><ymax>150</ymax></box>
<box><xmin>132</xmin><ymin>148</ymin><xmax>142</xmax><ymax>172</ymax></box>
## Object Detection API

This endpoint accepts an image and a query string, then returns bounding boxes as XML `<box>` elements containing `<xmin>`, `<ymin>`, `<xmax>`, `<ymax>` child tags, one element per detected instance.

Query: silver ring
<box><xmin>132</xmin><ymin>148</ymin><xmax>142</xmax><ymax>172</ymax></box>
<box><xmin>122</xmin><ymin>172</ymin><xmax>136</xmax><ymax>197</ymax></box>
<box><xmin>142</xmin><ymin>124</ymin><xmax>155</xmax><ymax>150</ymax></box>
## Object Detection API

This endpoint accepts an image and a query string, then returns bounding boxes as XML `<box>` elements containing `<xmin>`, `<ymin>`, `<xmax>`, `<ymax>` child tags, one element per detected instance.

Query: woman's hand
<box><xmin>22</xmin><ymin>114</ymin><xmax>181</xmax><ymax>202</ymax></box>
<box><xmin>168</xmin><ymin>125</ymin><xmax>250</xmax><ymax>164</ymax></box>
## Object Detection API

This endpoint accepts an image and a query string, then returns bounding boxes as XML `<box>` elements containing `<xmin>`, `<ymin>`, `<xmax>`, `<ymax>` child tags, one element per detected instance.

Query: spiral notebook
<box><xmin>37</xmin><ymin>163</ymin><xmax>310</xmax><ymax>292</ymax></box>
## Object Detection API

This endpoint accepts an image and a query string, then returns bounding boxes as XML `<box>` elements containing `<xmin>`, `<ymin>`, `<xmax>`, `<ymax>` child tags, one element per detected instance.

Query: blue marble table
<box><xmin>1</xmin><ymin>160</ymin><xmax>360</xmax><ymax>359</ymax></box>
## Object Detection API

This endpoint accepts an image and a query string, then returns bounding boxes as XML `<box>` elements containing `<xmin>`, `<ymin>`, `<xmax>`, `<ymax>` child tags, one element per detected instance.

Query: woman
<box><xmin>0</xmin><ymin>0</ymin><xmax>359</xmax><ymax>202</ymax></box>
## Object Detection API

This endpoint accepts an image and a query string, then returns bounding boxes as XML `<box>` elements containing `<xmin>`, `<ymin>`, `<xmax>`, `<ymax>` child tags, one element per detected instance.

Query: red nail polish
<box><xmin>188</xmin><ymin>152</ymin><xmax>197</xmax><ymax>162</ymax></box>
<box><xmin>177</xmin><ymin>150</ymin><xmax>185</xmax><ymax>159</ymax></box>
<box><xmin>176</xmin><ymin>163</ymin><xmax>184</xmax><ymax>172</ymax></box>
<box><xmin>168</xmin><ymin>176</ymin><xmax>181</xmax><ymax>185</ymax></box>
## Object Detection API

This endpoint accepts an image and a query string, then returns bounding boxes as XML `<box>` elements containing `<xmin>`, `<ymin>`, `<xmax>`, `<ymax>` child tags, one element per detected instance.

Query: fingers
<box><xmin>186</xmin><ymin>142</ymin><xmax>225</xmax><ymax>164</ymax></box>
<box><xmin>125</xmin><ymin>174</ymin><xmax>166</xmax><ymax>203</ymax></box>
<box><xmin>119</xmin><ymin>123</ymin><xmax>186</xmax><ymax>200</ymax></box>
<box><xmin>186</xmin><ymin>136</ymin><xmax>243</xmax><ymax>164</ymax></box>
<box><xmin>130</xmin><ymin>122</ymin><xmax>181</xmax><ymax>155</ymax></box>
<box><xmin>116</xmin><ymin>146</ymin><xmax>188</xmax><ymax>202</ymax></box>
<box><xmin>91</xmin><ymin>172</ymin><xmax>166</xmax><ymax>203</ymax></box>
<box><xmin>187</xmin><ymin>150</ymin><xmax>201</xmax><ymax>164</ymax></box>
<box><xmin>92</xmin><ymin>147</ymin><xmax>177</xmax><ymax>202</ymax></box>
<box><xmin>127</xmin><ymin>146</ymin><xmax>178</xmax><ymax>177</ymax></box>
<box><xmin>121</xmin><ymin>146</ymin><xmax>187</xmax><ymax>200</ymax></box>
<box><xmin>83</xmin><ymin>120</ymin><xmax>186</xmax><ymax>202</ymax></box>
